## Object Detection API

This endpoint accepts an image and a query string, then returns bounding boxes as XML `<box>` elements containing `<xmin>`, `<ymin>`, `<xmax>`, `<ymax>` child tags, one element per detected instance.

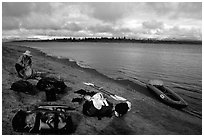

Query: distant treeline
<box><xmin>15</xmin><ymin>37</ymin><xmax>202</xmax><ymax>45</ymax></box>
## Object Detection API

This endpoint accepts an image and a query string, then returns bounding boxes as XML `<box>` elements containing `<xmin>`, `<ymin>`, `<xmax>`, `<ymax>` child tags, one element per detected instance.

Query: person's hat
<box><xmin>23</xmin><ymin>50</ymin><xmax>32</xmax><ymax>57</ymax></box>
<box><xmin>12</xmin><ymin>110</ymin><xmax>28</xmax><ymax>132</ymax></box>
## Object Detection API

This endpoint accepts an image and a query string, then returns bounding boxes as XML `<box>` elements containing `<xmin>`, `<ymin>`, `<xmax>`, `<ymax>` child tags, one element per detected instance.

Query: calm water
<box><xmin>12</xmin><ymin>42</ymin><xmax>202</xmax><ymax>112</ymax></box>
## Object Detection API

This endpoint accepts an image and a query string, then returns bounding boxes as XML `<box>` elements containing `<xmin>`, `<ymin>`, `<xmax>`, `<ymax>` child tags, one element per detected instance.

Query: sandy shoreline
<box><xmin>2</xmin><ymin>42</ymin><xmax>202</xmax><ymax>135</ymax></box>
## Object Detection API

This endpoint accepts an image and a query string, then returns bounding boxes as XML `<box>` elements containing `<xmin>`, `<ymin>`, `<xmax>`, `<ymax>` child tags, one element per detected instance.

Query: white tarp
<box><xmin>91</xmin><ymin>93</ymin><xmax>109</xmax><ymax>110</ymax></box>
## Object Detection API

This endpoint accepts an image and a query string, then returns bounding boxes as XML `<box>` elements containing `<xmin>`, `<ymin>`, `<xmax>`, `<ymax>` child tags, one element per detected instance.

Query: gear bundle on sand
<box><xmin>37</xmin><ymin>77</ymin><xmax>67</xmax><ymax>94</ymax></box>
<box><xmin>36</xmin><ymin>77</ymin><xmax>69</xmax><ymax>101</ymax></box>
<box><xmin>11</xmin><ymin>80</ymin><xmax>36</xmax><ymax>94</ymax></box>
<box><xmin>12</xmin><ymin>105</ymin><xmax>75</xmax><ymax>134</ymax></box>
<box><xmin>11</xmin><ymin>75</ymin><xmax>71</xmax><ymax>101</ymax></box>
<box><xmin>11</xmin><ymin>87</ymin><xmax>131</xmax><ymax>134</ymax></box>
<box><xmin>74</xmin><ymin>89</ymin><xmax>131</xmax><ymax>119</ymax></box>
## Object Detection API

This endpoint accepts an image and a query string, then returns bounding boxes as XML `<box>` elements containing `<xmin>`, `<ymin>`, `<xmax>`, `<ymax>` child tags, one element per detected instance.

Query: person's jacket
<box><xmin>16</xmin><ymin>55</ymin><xmax>32</xmax><ymax>68</ymax></box>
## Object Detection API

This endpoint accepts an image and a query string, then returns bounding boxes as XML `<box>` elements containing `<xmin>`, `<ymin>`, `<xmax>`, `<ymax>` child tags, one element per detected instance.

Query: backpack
<box><xmin>12</xmin><ymin>106</ymin><xmax>75</xmax><ymax>134</ymax></box>
<box><xmin>37</xmin><ymin>77</ymin><xmax>67</xmax><ymax>94</ymax></box>
<box><xmin>11</xmin><ymin>80</ymin><xmax>35</xmax><ymax>94</ymax></box>
<box><xmin>115</xmin><ymin>102</ymin><xmax>129</xmax><ymax>117</ymax></box>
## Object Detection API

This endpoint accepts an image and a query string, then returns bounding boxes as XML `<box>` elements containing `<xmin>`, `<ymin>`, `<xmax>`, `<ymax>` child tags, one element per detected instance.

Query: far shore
<box><xmin>4</xmin><ymin>37</ymin><xmax>202</xmax><ymax>45</ymax></box>
<box><xmin>2</xmin><ymin>42</ymin><xmax>202</xmax><ymax>135</ymax></box>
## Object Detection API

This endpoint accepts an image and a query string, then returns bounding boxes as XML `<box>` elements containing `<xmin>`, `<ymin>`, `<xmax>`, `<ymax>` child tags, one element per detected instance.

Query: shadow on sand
<box><xmin>99</xmin><ymin>116</ymin><xmax>134</xmax><ymax>135</ymax></box>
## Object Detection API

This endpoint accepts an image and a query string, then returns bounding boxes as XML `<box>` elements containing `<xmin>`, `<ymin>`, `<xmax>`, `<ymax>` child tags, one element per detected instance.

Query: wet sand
<box><xmin>2</xmin><ymin>42</ymin><xmax>202</xmax><ymax>135</ymax></box>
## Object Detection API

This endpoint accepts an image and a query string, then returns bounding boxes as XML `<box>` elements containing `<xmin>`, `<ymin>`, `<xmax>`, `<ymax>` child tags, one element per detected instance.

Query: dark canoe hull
<box><xmin>147</xmin><ymin>84</ymin><xmax>188</xmax><ymax>108</ymax></box>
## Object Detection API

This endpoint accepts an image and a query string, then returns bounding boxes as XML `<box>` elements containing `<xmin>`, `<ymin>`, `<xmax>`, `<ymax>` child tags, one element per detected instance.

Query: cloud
<box><xmin>163</xmin><ymin>26</ymin><xmax>202</xmax><ymax>40</ymax></box>
<box><xmin>2</xmin><ymin>2</ymin><xmax>54</xmax><ymax>30</ymax></box>
<box><xmin>2</xmin><ymin>2</ymin><xmax>53</xmax><ymax>19</ymax></box>
<box><xmin>88</xmin><ymin>23</ymin><xmax>114</xmax><ymax>33</ymax></box>
<box><xmin>146</xmin><ymin>2</ymin><xmax>175</xmax><ymax>16</ymax></box>
<box><xmin>172</xmin><ymin>2</ymin><xmax>202</xmax><ymax>20</ymax></box>
<box><xmin>2</xmin><ymin>17</ymin><xmax>20</xmax><ymax>30</ymax></box>
<box><xmin>63</xmin><ymin>22</ymin><xmax>83</xmax><ymax>31</ymax></box>
<box><xmin>21</xmin><ymin>13</ymin><xmax>59</xmax><ymax>30</ymax></box>
<box><xmin>145</xmin><ymin>2</ymin><xmax>202</xmax><ymax>20</ymax></box>
<box><xmin>142</xmin><ymin>20</ymin><xmax>164</xmax><ymax>30</ymax></box>
<box><xmin>2</xmin><ymin>2</ymin><xmax>202</xmax><ymax>40</ymax></box>
<box><xmin>2</xmin><ymin>2</ymin><xmax>33</xmax><ymax>17</ymax></box>
<box><xmin>89</xmin><ymin>3</ymin><xmax>126</xmax><ymax>22</ymax></box>
<box><xmin>2</xmin><ymin>3</ymin><xmax>93</xmax><ymax>30</ymax></box>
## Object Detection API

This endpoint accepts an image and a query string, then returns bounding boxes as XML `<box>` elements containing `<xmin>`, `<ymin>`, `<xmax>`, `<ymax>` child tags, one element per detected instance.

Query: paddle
<box><xmin>83</xmin><ymin>82</ymin><xmax>127</xmax><ymax>101</ymax></box>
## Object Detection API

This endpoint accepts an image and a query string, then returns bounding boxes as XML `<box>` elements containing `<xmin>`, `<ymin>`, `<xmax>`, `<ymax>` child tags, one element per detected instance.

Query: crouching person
<box><xmin>15</xmin><ymin>50</ymin><xmax>44</xmax><ymax>80</ymax></box>
<box><xmin>82</xmin><ymin>92</ymin><xmax>113</xmax><ymax>120</ymax></box>
<box><xmin>12</xmin><ymin>108</ymin><xmax>74</xmax><ymax>134</ymax></box>
<box><xmin>15</xmin><ymin>50</ymin><xmax>33</xmax><ymax>79</ymax></box>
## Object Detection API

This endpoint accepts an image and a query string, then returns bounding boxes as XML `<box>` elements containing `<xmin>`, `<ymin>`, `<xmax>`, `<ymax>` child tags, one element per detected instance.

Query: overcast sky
<box><xmin>2</xmin><ymin>2</ymin><xmax>202</xmax><ymax>40</ymax></box>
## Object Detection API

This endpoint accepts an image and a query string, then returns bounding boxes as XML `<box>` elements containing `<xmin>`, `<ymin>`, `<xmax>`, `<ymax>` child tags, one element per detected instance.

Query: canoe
<box><xmin>146</xmin><ymin>84</ymin><xmax>188</xmax><ymax>108</ymax></box>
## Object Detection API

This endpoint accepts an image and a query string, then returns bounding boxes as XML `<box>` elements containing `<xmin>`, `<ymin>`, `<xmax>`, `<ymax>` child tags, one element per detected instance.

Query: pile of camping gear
<box><xmin>10</xmin><ymin>50</ymin><xmax>132</xmax><ymax>135</ymax></box>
